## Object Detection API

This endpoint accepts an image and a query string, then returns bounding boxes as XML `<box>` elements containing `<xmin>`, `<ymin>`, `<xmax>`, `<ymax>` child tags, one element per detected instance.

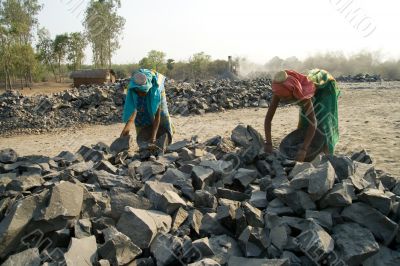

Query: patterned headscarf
<box><xmin>272</xmin><ymin>70</ymin><xmax>316</xmax><ymax>100</ymax></box>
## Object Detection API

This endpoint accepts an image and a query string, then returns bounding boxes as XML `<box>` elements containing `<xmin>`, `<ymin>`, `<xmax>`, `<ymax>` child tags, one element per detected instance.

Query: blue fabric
<box><xmin>122</xmin><ymin>69</ymin><xmax>166</xmax><ymax>123</ymax></box>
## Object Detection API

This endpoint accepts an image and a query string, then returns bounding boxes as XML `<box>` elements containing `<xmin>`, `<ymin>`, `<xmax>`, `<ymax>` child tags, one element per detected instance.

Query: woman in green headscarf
<box><xmin>264</xmin><ymin>69</ymin><xmax>340</xmax><ymax>162</ymax></box>
<box><xmin>121</xmin><ymin>69</ymin><xmax>174</xmax><ymax>148</ymax></box>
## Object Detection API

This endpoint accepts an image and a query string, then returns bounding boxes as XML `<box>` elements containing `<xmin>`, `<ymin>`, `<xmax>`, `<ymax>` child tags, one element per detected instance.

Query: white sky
<box><xmin>38</xmin><ymin>0</ymin><xmax>400</xmax><ymax>64</ymax></box>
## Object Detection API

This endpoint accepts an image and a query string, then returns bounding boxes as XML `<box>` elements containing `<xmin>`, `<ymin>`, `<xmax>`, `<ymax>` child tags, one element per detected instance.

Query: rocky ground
<box><xmin>0</xmin><ymin>78</ymin><xmax>272</xmax><ymax>136</ymax></box>
<box><xmin>0</xmin><ymin>125</ymin><xmax>399</xmax><ymax>266</ymax></box>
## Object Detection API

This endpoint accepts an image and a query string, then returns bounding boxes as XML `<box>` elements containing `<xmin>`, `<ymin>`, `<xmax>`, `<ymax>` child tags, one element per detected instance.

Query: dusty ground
<box><xmin>0</xmin><ymin>82</ymin><xmax>72</xmax><ymax>96</ymax></box>
<box><xmin>0</xmin><ymin>82</ymin><xmax>399</xmax><ymax>175</ymax></box>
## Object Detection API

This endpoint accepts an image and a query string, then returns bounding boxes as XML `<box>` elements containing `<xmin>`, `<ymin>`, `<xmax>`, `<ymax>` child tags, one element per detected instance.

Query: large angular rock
<box><xmin>0</xmin><ymin>149</ymin><xmax>18</xmax><ymax>164</ymax></box>
<box><xmin>144</xmin><ymin>181</ymin><xmax>179</xmax><ymax>203</ymax></box>
<box><xmin>74</xmin><ymin>219</ymin><xmax>92</xmax><ymax>239</ymax></box>
<box><xmin>327</xmin><ymin>155</ymin><xmax>355</xmax><ymax>180</ymax></box>
<box><xmin>321</xmin><ymin>182</ymin><xmax>354</xmax><ymax>209</ymax></box>
<box><xmin>156</xmin><ymin>190</ymin><xmax>187</xmax><ymax>214</ymax></box>
<box><xmin>110</xmin><ymin>135</ymin><xmax>133</xmax><ymax>153</ymax></box>
<box><xmin>208</xmin><ymin>235</ymin><xmax>242</xmax><ymax>264</ymax></box>
<box><xmin>227</xmin><ymin>256</ymin><xmax>289</xmax><ymax>266</ymax></box>
<box><xmin>194</xmin><ymin>190</ymin><xmax>218</xmax><ymax>211</ymax></box>
<box><xmin>43</xmin><ymin>181</ymin><xmax>84</xmax><ymax>220</ymax></box>
<box><xmin>249</xmin><ymin>190</ymin><xmax>267</xmax><ymax>209</ymax></box>
<box><xmin>273</xmin><ymin>186</ymin><xmax>316</xmax><ymax>214</ymax></box>
<box><xmin>217</xmin><ymin>188</ymin><xmax>249</xmax><ymax>201</ymax></box>
<box><xmin>172</xmin><ymin>207</ymin><xmax>189</xmax><ymax>231</ymax></box>
<box><xmin>90</xmin><ymin>170</ymin><xmax>141</xmax><ymax>190</ymax></box>
<box><xmin>238</xmin><ymin>226</ymin><xmax>269</xmax><ymax>257</ymax></box>
<box><xmin>137</xmin><ymin>161</ymin><xmax>166</xmax><ymax>180</ymax></box>
<box><xmin>233</xmin><ymin>168</ymin><xmax>258</xmax><ymax>188</ymax></box>
<box><xmin>191</xmin><ymin>166</ymin><xmax>214</xmax><ymax>190</ymax></box>
<box><xmin>270</xmin><ymin>225</ymin><xmax>289</xmax><ymax>250</ymax></box>
<box><xmin>341</xmin><ymin>202</ymin><xmax>398</xmax><ymax>245</ymax></box>
<box><xmin>200</xmin><ymin>213</ymin><xmax>231</xmax><ymax>236</ymax></box>
<box><xmin>6</xmin><ymin>173</ymin><xmax>45</xmax><ymax>191</ymax></box>
<box><xmin>296</xmin><ymin>225</ymin><xmax>334</xmax><ymax>263</ymax></box>
<box><xmin>150</xmin><ymin>233</ymin><xmax>183</xmax><ymax>266</ymax></box>
<box><xmin>358</xmin><ymin>188</ymin><xmax>392</xmax><ymax>215</ymax></box>
<box><xmin>305</xmin><ymin>210</ymin><xmax>333</xmax><ymax>230</ymax></box>
<box><xmin>192</xmin><ymin>237</ymin><xmax>215</xmax><ymax>257</ymax></box>
<box><xmin>99</xmin><ymin>227</ymin><xmax>142</xmax><ymax>265</ymax></box>
<box><xmin>1</xmin><ymin>248</ymin><xmax>41</xmax><ymax>266</ymax></box>
<box><xmin>64</xmin><ymin>236</ymin><xmax>97</xmax><ymax>266</ymax></box>
<box><xmin>242</xmin><ymin>202</ymin><xmax>264</xmax><ymax>227</ymax></box>
<box><xmin>363</xmin><ymin>245</ymin><xmax>400</xmax><ymax>266</ymax></box>
<box><xmin>332</xmin><ymin>223</ymin><xmax>379</xmax><ymax>266</ymax></box>
<box><xmin>95</xmin><ymin>160</ymin><xmax>118</xmax><ymax>174</ymax></box>
<box><xmin>110</xmin><ymin>187</ymin><xmax>152</xmax><ymax>219</ymax></box>
<box><xmin>116</xmin><ymin>207</ymin><xmax>172</xmax><ymax>249</ymax></box>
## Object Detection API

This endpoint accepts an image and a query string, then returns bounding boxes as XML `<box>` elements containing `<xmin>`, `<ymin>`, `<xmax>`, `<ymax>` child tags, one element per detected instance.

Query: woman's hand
<box><xmin>295</xmin><ymin>149</ymin><xmax>307</xmax><ymax>162</ymax></box>
<box><xmin>264</xmin><ymin>142</ymin><xmax>273</xmax><ymax>154</ymax></box>
<box><xmin>120</xmin><ymin>126</ymin><xmax>130</xmax><ymax>137</ymax></box>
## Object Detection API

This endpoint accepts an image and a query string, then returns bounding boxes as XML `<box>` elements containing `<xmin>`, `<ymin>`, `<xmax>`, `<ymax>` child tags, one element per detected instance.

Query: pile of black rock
<box><xmin>0</xmin><ymin>78</ymin><xmax>273</xmax><ymax>135</ymax></box>
<box><xmin>336</xmin><ymin>73</ymin><xmax>382</xmax><ymax>83</ymax></box>
<box><xmin>0</xmin><ymin>125</ymin><xmax>399</xmax><ymax>266</ymax></box>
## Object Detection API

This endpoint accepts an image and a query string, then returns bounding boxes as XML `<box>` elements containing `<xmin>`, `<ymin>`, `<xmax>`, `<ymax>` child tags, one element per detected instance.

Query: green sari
<box><xmin>299</xmin><ymin>69</ymin><xmax>340</xmax><ymax>154</ymax></box>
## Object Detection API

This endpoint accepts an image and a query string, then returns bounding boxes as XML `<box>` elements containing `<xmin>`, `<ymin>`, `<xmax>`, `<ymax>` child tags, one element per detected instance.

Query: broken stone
<box><xmin>43</xmin><ymin>181</ymin><xmax>83</xmax><ymax>220</ymax></box>
<box><xmin>156</xmin><ymin>190</ymin><xmax>187</xmax><ymax>215</ymax></box>
<box><xmin>270</xmin><ymin>225</ymin><xmax>289</xmax><ymax>251</ymax></box>
<box><xmin>332</xmin><ymin>223</ymin><xmax>379</xmax><ymax>266</ymax></box>
<box><xmin>192</xmin><ymin>237</ymin><xmax>215</xmax><ymax>257</ymax></box>
<box><xmin>0</xmin><ymin>149</ymin><xmax>18</xmax><ymax>164</ymax></box>
<box><xmin>137</xmin><ymin>161</ymin><xmax>166</xmax><ymax>180</ymax></box>
<box><xmin>305</xmin><ymin>210</ymin><xmax>333</xmax><ymax>230</ymax></box>
<box><xmin>1</xmin><ymin>248</ymin><xmax>41</xmax><ymax>266</ymax></box>
<box><xmin>358</xmin><ymin>188</ymin><xmax>392</xmax><ymax>215</ymax></box>
<box><xmin>64</xmin><ymin>236</ymin><xmax>97</xmax><ymax>266</ymax></box>
<box><xmin>6</xmin><ymin>173</ymin><xmax>45</xmax><ymax>191</ymax></box>
<box><xmin>76</xmin><ymin>145</ymin><xmax>104</xmax><ymax>163</ymax></box>
<box><xmin>363</xmin><ymin>245</ymin><xmax>400</xmax><ymax>266</ymax></box>
<box><xmin>99</xmin><ymin>227</ymin><xmax>142</xmax><ymax>265</ymax></box>
<box><xmin>273</xmin><ymin>186</ymin><xmax>316</xmax><ymax>214</ymax></box>
<box><xmin>227</xmin><ymin>256</ymin><xmax>289</xmax><ymax>266</ymax></box>
<box><xmin>167</xmin><ymin>140</ymin><xmax>190</xmax><ymax>152</ymax></box>
<box><xmin>110</xmin><ymin>135</ymin><xmax>133</xmax><ymax>154</ymax></box>
<box><xmin>150</xmin><ymin>233</ymin><xmax>183</xmax><ymax>266</ymax></box>
<box><xmin>194</xmin><ymin>190</ymin><xmax>218</xmax><ymax>211</ymax></box>
<box><xmin>296</xmin><ymin>225</ymin><xmax>334</xmax><ymax>263</ymax></box>
<box><xmin>116</xmin><ymin>207</ymin><xmax>171</xmax><ymax>249</ymax></box>
<box><xmin>208</xmin><ymin>235</ymin><xmax>243</xmax><ymax>265</ymax></box>
<box><xmin>233</xmin><ymin>168</ymin><xmax>258</xmax><ymax>188</ymax></box>
<box><xmin>320</xmin><ymin>181</ymin><xmax>354</xmax><ymax>208</ymax></box>
<box><xmin>191</xmin><ymin>166</ymin><xmax>214</xmax><ymax>190</ymax></box>
<box><xmin>110</xmin><ymin>187</ymin><xmax>152</xmax><ymax>220</ymax></box>
<box><xmin>249</xmin><ymin>190</ymin><xmax>267</xmax><ymax>208</ymax></box>
<box><xmin>74</xmin><ymin>219</ymin><xmax>92</xmax><ymax>239</ymax></box>
<box><xmin>242</xmin><ymin>202</ymin><xmax>264</xmax><ymax>227</ymax></box>
<box><xmin>342</xmin><ymin>202</ymin><xmax>398</xmax><ymax>245</ymax></box>
<box><xmin>172</xmin><ymin>207</ymin><xmax>189</xmax><ymax>231</ymax></box>
<box><xmin>238</xmin><ymin>226</ymin><xmax>269</xmax><ymax>257</ymax></box>
<box><xmin>95</xmin><ymin>160</ymin><xmax>118</xmax><ymax>174</ymax></box>
<box><xmin>327</xmin><ymin>155</ymin><xmax>355</xmax><ymax>180</ymax></box>
<box><xmin>90</xmin><ymin>170</ymin><xmax>141</xmax><ymax>190</ymax></box>
<box><xmin>217</xmin><ymin>188</ymin><xmax>249</xmax><ymax>201</ymax></box>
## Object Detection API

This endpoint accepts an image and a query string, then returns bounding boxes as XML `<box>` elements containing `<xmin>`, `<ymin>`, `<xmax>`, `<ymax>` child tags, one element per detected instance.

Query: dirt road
<box><xmin>1</xmin><ymin>83</ymin><xmax>399</xmax><ymax>175</ymax></box>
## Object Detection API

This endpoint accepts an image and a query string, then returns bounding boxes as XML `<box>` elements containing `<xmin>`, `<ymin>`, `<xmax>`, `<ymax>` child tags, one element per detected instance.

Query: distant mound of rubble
<box><xmin>0</xmin><ymin>125</ymin><xmax>399</xmax><ymax>265</ymax></box>
<box><xmin>336</xmin><ymin>73</ymin><xmax>382</xmax><ymax>83</ymax></box>
<box><xmin>0</xmin><ymin>78</ymin><xmax>273</xmax><ymax>136</ymax></box>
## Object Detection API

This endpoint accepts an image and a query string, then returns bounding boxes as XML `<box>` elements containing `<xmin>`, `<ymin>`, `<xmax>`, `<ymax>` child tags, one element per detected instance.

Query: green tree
<box><xmin>0</xmin><ymin>0</ymin><xmax>42</xmax><ymax>89</ymax></box>
<box><xmin>36</xmin><ymin>27</ymin><xmax>57</xmax><ymax>81</ymax></box>
<box><xmin>84</xmin><ymin>0</ymin><xmax>125</xmax><ymax>68</ymax></box>
<box><xmin>139</xmin><ymin>50</ymin><xmax>167</xmax><ymax>73</ymax></box>
<box><xmin>53</xmin><ymin>33</ymin><xmax>69</xmax><ymax>82</ymax></box>
<box><xmin>189</xmin><ymin>52</ymin><xmax>211</xmax><ymax>80</ymax></box>
<box><xmin>67</xmin><ymin>32</ymin><xmax>87</xmax><ymax>71</ymax></box>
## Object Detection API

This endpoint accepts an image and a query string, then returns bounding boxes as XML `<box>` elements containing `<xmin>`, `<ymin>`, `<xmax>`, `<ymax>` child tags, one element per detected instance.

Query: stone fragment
<box><xmin>192</xmin><ymin>237</ymin><xmax>215</xmax><ymax>257</ymax></box>
<box><xmin>110</xmin><ymin>135</ymin><xmax>133</xmax><ymax>153</ymax></box>
<box><xmin>320</xmin><ymin>182</ymin><xmax>354</xmax><ymax>208</ymax></box>
<box><xmin>172</xmin><ymin>207</ymin><xmax>189</xmax><ymax>231</ymax></box>
<box><xmin>191</xmin><ymin>166</ymin><xmax>214</xmax><ymax>190</ymax></box>
<box><xmin>227</xmin><ymin>256</ymin><xmax>289</xmax><ymax>266</ymax></box>
<box><xmin>194</xmin><ymin>190</ymin><xmax>218</xmax><ymax>211</ymax></box>
<box><xmin>188</xmin><ymin>258</ymin><xmax>221</xmax><ymax>266</ymax></box>
<box><xmin>363</xmin><ymin>245</ymin><xmax>400</xmax><ymax>266</ymax></box>
<box><xmin>358</xmin><ymin>188</ymin><xmax>392</xmax><ymax>215</ymax></box>
<box><xmin>74</xmin><ymin>219</ymin><xmax>92</xmax><ymax>239</ymax></box>
<box><xmin>305</xmin><ymin>210</ymin><xmax>333</xmax><ymax>230</ymax></box>
<box><xmin>273</xmin><ymin>186</ymin><xmax>316</xmax><ymax>214</ymax></box>
<box><xmin>242</xmin><ymin>202</ymin><xmax>264</xmax><ymax>227</ymax></box>
<box><xmin>217</xmin><ymin>188</ymin><xmax>249</xmax><ymax>201</ymax></box>
<box><xmin>249</xmin><ymin>190</ymin><xmax>267</xmax><ymax>208</ymax></box>
<box><xmin>238</xmin><ymin>226</ymin><xmax>269</xmax><ymax>257</ymax></box>
<box><xmin>110</xmin><ymin>187</ymin><xmax>152</xmax><ymax>220</ymax></box>
<box><xmin>233</xmin><ymin>168</ymin><xmax>258</xmax><ymax>188</ymax></box>
<box><xmin>0</xmin><ymin>149</ymin><xmax>18</xmax><ymax>164</ymax></box>
<box><xmin>95</xmin><ymin>160</ymin><xmax>118</xmax><ymax>174</ymax></box>
<box><xmin>64</xmin><ymin>236</ymin><xmax>97</xmax><ymax>266</ymax></box>
<box><xmin>1</xmin><ymin>248</ymin><xmax>41</xmax><ymax>266</ymax></box>
<box><xmin>208</xmin><ymin>235</ymin><xmax>242</xmax><ymax>265</ymax></box>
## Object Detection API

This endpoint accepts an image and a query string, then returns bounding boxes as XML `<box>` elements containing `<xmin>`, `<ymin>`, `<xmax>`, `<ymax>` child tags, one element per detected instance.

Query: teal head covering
<box><xmin>122</xmin><ymin>69</ymin><xmax>166</xmax><ymax>123</ymax></box>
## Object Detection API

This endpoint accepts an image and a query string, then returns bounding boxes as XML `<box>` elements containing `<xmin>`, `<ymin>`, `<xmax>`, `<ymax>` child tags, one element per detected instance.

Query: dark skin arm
<box><xmin>296</xmin><ymin>99</ymin><xmax>317</xmax><ymax>161</ymax></box>
<box><xmin>121</xmin><ymin>111</ymin><xmax>137</xmax><ymax>137</ymax></box>
<box><xmin>264</xmin><ymin>95</ymin><xmax>280</xmax><ymax>153</ymax></box>
<box><xmin>150</xmin><ymin>107</ymin><xmax>161</xmax><ymax>143</ymax></box>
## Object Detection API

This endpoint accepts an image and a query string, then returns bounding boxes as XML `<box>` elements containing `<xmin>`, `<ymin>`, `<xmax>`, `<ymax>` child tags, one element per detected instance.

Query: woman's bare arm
<box><xmin>300</xmin><ymin>99</ymin><xmax>317</xmax><ymax>151</ymax></box>
<box><xmin>264</xmin><ymin>95</ymin><xmax>280</xmax><ymax>152</ymax></box>
<box><xmin>150</xmin><ymin>107</ymin><xmax>161</xmax><ymax>143</ymax></box>
<box><xmin>120</xmin><ymin>111</ymin><xmax>137</xmax><ymax>137</ymax></box>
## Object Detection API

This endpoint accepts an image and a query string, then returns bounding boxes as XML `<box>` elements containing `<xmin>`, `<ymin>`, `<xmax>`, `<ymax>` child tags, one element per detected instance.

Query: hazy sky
<box><xmin>38</xmin><ymin>0</ymin><xmax>400</xmax><ymax>64</ymax></box>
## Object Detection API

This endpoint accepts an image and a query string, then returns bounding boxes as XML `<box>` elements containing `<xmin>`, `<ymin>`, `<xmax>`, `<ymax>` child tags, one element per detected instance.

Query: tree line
<box><xmin>0</xmin><ymin>0</ymin><xmax>125</xmax><ymax>90</ymax></box>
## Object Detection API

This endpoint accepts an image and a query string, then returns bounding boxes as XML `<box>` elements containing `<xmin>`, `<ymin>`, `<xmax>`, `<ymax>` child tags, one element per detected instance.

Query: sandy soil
<box><xmin>0</xmin><ymin>82</ymin><xmax>399</xmax><ymax>175</ymax></box>
<box><xmin>0</xmin><ymin>82</ymin><xmax>72</xmax><ymax>96</ymax></box>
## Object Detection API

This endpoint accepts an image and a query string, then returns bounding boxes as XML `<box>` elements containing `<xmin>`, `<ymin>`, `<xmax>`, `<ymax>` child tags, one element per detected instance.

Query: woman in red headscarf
<box><xmin>264</xmin><ymin>69</ymin><xmax>340</xmax><ymax>162</ymax></box>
